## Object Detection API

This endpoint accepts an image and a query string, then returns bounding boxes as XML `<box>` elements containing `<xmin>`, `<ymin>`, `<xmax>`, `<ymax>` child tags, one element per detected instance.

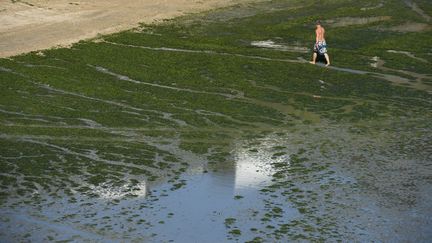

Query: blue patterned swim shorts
<box><xmin>313</xmin><ymin>41</ymin><xmax>327</xmax><ymax>55</ymax></box>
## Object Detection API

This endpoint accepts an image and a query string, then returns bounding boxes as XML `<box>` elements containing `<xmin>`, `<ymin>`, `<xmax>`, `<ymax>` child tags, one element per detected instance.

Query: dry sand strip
<box><xmin>0</xmin><ymin>0</ymin><xmax>252</xmax><ymax>58</ymax></box>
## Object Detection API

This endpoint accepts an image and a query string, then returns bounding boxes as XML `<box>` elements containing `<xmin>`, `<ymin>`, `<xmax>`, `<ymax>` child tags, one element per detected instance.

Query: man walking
<box><xmin>310</xmin><ymin>20</ymin><xmax>330</xmax><ymax>66</ymax></box>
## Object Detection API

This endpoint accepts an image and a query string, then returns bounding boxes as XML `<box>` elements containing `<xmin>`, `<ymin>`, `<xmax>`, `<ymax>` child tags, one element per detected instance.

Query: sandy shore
<box><xmin>0</xmin><ymin>0</ymin><xmax>249</xmax><ymax>57</ymax></box>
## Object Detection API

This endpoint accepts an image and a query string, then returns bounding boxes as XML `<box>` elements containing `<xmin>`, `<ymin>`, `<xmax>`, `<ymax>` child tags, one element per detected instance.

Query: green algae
<box><xmin>228</xmin><ymin>229</ymin><xmax>242</xmax><ymax>236</ymax></box>
<box><xmin>224</xmin><ymin>217</ymin><xmax>237</xmax><ymax>227</ymax></box>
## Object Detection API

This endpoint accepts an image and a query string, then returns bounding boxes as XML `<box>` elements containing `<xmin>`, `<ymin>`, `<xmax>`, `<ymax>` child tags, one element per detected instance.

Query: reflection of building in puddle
<box><xmin>203</xmin><ymin>138</ymin><xmax>289</xmax><ymax>194</ymax></box>
<box><xmin>234</xmin><ymin>149</ymin><xmax>272</xmax><ymax>191</ymax></box>
<box><xmin>136</xmin><ymin>137</ymin><xmax>292</xmax><ymax>242</ymax></box>
<box><xmin>233</xmin><ymin>139</ymin><xmax>289</xmax><ymax>192</ymax></box>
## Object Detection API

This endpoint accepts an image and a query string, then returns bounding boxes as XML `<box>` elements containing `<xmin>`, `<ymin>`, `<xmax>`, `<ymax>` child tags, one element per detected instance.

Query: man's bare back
<box><xmin>316</xmin><ymin>25</ymin><xmax>325</xmax><ymax>42</ymax></box>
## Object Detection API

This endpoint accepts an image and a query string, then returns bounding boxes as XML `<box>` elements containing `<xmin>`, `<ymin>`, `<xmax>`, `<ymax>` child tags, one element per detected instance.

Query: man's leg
<box><xmin>324</xmin><ymin>53</ymin><xmax>330</xmax><ymax>66</ymax></box>
<box><xmin>310</xmin><ymin>53</ymin><xmax>317</xmax><ymax>64</ymax></box>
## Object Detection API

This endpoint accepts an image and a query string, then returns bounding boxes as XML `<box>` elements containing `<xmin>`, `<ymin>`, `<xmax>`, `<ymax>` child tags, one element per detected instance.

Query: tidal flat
<box><xmin>1</xmin><ymin>0</ymin><xmax>431</xmax><ymax>242</ymax></box>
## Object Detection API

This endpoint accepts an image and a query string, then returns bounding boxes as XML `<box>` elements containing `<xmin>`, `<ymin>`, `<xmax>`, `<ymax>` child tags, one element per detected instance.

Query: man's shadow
<box><xmin>316</xmin><ymin>53</ymin><xmax>328</xmax><ymax>65</ymax></box>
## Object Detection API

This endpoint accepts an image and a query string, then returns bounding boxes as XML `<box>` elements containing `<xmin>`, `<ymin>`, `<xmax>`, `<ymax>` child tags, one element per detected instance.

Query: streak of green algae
<box><xmin>1</xmin><ymin>0</ymin><xmax>432</xmax><ymax>241</ymax></box>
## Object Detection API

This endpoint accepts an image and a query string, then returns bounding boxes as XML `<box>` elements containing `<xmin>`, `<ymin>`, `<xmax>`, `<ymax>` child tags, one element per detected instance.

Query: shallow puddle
<box><xmin>140</xmin><ymin>141</ymin><xmax>295</xmax><ymax>242</ymax></box>
<box><xmin>0</xmin><ymin>136</ymin><xmax>299</xmax><ymax>242</ymax></box>
<box><xmin>251</xmin><ymin>40</ymin><xmax>308</xmax><ymax>53</ymax></box>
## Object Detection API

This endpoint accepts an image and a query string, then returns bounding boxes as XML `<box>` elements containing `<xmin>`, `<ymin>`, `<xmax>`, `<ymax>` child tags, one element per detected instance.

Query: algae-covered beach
<box><xmin>1</xmin><ymin>0</ymin><xmax>431</xmax><ymax>241</ymax></box>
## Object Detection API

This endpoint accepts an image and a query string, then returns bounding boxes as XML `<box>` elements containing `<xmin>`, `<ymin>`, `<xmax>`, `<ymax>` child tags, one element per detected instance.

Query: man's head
<box><xmin>315</xmin><ymin>20</ymin><xmax>322</xmax><ymax>27</ymax></box>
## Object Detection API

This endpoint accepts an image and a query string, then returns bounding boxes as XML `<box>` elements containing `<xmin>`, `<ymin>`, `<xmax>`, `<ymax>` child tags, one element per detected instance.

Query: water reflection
<box><xmin>143</xmin><ymin>138</ymin><xmax>294</xmax><ymax>242</ymax></box>
<box><xmin>234</xmin><ymin>142</ymin><xmax>286</xmax><ymax>191</ymax></box>
<box><xmin>89</xmin><ymin>181</ymin><xmax>148</xmax><ymax>199</ymax></box>
<box><xmin>0</xmin><ymin>137</ymin><xmax>296</xmax><ymax>242</ymax></box>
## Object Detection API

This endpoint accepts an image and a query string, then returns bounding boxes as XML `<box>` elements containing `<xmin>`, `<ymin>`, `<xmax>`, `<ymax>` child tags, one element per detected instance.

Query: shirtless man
<box><xmin>310</xmin><ymin>20</ymin><xmax>330</xmax><ymax>66</ymax></box>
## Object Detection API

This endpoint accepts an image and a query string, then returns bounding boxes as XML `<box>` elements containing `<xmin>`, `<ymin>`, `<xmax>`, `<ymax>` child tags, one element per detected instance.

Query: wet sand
<box><xmin>0</xmin><ymin>0</ymin><xmax>252</xmax><ymax>57</ymax></box>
